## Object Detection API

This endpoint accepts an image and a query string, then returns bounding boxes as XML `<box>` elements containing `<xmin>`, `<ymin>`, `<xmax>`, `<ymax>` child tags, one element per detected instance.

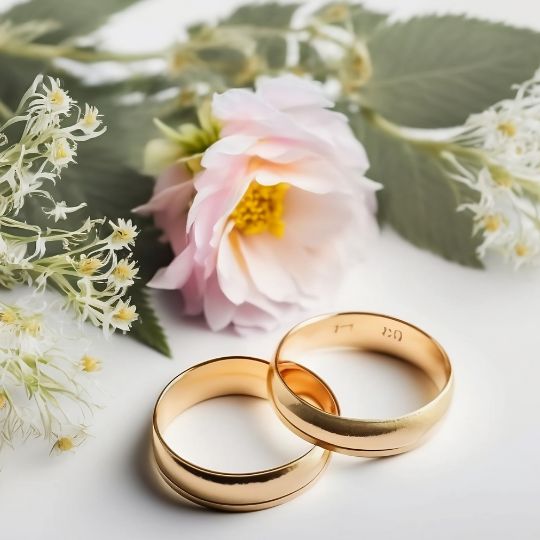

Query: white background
<box><xmin>1</xmin><ymin>0</ymin><xmax>540</xmax><ymax>538</ymax></box>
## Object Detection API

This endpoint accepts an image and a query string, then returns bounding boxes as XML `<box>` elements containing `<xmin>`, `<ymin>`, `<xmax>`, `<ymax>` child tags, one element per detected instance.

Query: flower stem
<box><xmin>1</xmin><ymin>43</ymin><xmax>164</xmax><ymax>63</ymax></box>
<box><xmin>0</xmin><ymin>99</ymin><xmax>14</xmax><ymax>120</ymax></box>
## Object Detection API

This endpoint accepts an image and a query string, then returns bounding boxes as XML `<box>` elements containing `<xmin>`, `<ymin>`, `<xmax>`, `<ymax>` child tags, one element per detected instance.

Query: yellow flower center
<box><xmin>83</xmin><ymin>111</ymin><xmax>97</xmax><ymax>126</ymax></box>
<box><xmin>49</xmin><ymin>89</ymin><xmax>66</xmax><ymax>106</ymax></box>
<box><xmin>113</xmin><ymin>263</ymin><xmax>132</xmax><ymax>280</ymax></box>
<box><xmin>112</xmin><ymin>228</ymin><xmax>134</xmax><ymax>243</ymax></box>
<box><xmin>515</xmin><ymin>243</ymin><xmax>529</xmax><ymax>257</ymax></box>
<box><xmin>0</xmin><ymin>393</ymin><xmax>7</xmax><ymax>409</ymax></box>
<box><xmin>483</xmin><ymin>214</ymin><xmax>501</xmax><ymax>232</ymax></box>
<box><xmin>53</xmin><ymin>141</ymin><xmax>70</xmax><ymax>160</ymax></box>
<box><xmin>56</xmin><ymin>437</ymin><xmax>74</xmax><ymax>452</ymax></box>
<box><xmin>21</xmin><ymin>316</ymin><xmax>42</xmax><ymax>337</ymax></box>
<box><xmin>230</xmin><ymin>181</ymin><xmax>289</xmax><ymax>237</ymax></box>
<box><xmin>0</xmin><ymin>309</ymin><xmax>17</xmax><ymax>324</ymax></box>
<box><xmin>78</xmin><ymin>257</ymin><xmax>103</xmax><ymax>276</ymax></box>
<box><xmin>81</xmin><ymin>354</ymin><xmax>100</xmax><ymax>373</ymax></box>
<box><xmin>497</xmin><ymin>121</ymin><xmax>517</xmax><ymax>137</ymax></box>
<box><xmin>114</xmin><ymin>306</ymin><xmax>136</xmax><ymax>323</ymax></box>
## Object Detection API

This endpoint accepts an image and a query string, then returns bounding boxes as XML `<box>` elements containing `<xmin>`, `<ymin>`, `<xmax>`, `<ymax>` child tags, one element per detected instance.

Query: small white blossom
<box><xmin>1</xmin><ymin>297</ymin><xmax>97</xmax><ymax>454</ymax></box>
<box><xmin>107</xmin><ymin>218</ymin><xmax>139</xmax><ymax>250</ymax></box>
<box><xmin>78</xmin><ymin>104</ymin><xmax>103</xmax><ymax>134</ymax></box>
<box><xmin>445</xmin><ymin>68</ymin><xmax>540</xmax><ymax>266</ymax></box>
<box><xmin>108</xmin><ymin>258</ymin><xmax>139</xmax><ymax>290</ymax></box>
<box><xmin>49</xmin><ymin>137</ymin><xmax>76</xmax><ymax>169</ymax></box>
<box><xmin>107</xmin><ymin>299</ymin><xmax>138</xmax><ymax>332</ymax></box>
<box><xmin>44</xmin><ymin>201</ymin><xmax>87</xmax><ymax>222</ymax></box>
<box><xmin>31</xmin><ymin>76</ymin><xmax>72</xmax><ymax>116</ymax></box>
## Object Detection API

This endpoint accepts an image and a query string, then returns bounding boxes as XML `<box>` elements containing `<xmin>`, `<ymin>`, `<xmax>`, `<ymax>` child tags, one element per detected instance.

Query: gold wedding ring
<box><xmin>152</xmin><ymin>356</ymin><xmax>339</xmax><ymax>511</ymax></box>
<box><xmin>268</xmin><ymin>312</ymin><xmax>454</xmax><ymax>457</ymax></box>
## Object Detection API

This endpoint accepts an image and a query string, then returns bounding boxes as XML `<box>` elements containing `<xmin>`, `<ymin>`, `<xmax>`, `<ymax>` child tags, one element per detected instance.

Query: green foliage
<box><xmin>222</xmin><ymin>3</ymin><xmax>300</xmax><ymax>28</ymax></box>
<box><xmin>345</xmin><ymin>106</ymin><xmax>483</xmax><ymax>267</ymax></box>
<box><xmin>5</xmin><ymin>0</ymin><xmax>540</xmax><ymax>352</ymax></box>
<box><xmin>316</xmin><ymin>2</ymin><xmax>388</xmax><ymax>37</ymax></box>
<box><xmin>361</xmin><ymin>16</ymin><xmax>540</xmax><ymax>127</ymax></box>
<box><xmin>130</xmin><ymin>286</ymin><xmax>172</xmax><ymax>358</ymax></box>
<box><xmin>3</xmin><ymin>0</ymin><xmax>139</xmax><ymax>43</ymax></box>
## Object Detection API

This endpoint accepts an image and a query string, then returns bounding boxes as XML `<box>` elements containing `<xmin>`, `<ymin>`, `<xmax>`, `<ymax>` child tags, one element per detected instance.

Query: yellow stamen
<box><xmin>78</xmin><ymin>257</ymin><xmax>103</xmax><ymax>276</ymax></box>
<box><xmin>20</xmin><ymin>316</ymin><xmax>41</xmax><ymax>337</ymax></box>
<box><xmin>114</xmin><ymin>306</ymin><xmax>137</xmax><ymax>323</ymax></box>
<box><xmin>81</xmin><ymin>354</ymin><xmax>100</xmax><ymax>373</ymax></box>
<box><xmin>0</xmin><ymin>393</ymin><xmax>7</xmax><ymax>409</ymax></box>
<box><xmin>113</xmin><ymin>263</ymin><xmax>132</xmax><ymax>281</ymax></box>
<box><xmin>49</xmin><ymin>89</ymin><xmax>66</xmax><ymax>106</ymax></box>
<box><xmin>83</xmin><ymin>110</ymin><xmax>97</xmax><ymax>126</ymax></box>
<box><xmin>497</xmin><ymin>121</ymin><xmax>517</xmax><ymax>137</ymax></box>
<box><xmin>515</xmin><ymin>243</ymin><xmax>529</xmax><ymax>257</ymax></box>
<box><xmin>483</xmin><ymin>214</ymin><xmax>501</xmax><ymax>232</ymax></box>
<box><xmin>53</xmin><ymin>141</ymin><xmax>70</xmax><ymax>161</ymax></box>
<box><xmin>230</xmin><ymin>181</ymin><xmax>289</xmax><ymax>237</ymax></box>
<box><xmin>56</xmin><ymin>437</ymin><xmax>74</xmax><ymax>452</ymax></box>
<box><xmin>112</xmin><ymin>228</ymin><xmax>134</xmax><ymax>243</ymax></box>
<box><xmin>0</xmin><ymin>309</ymin><xmax>17</xmax><ymax>324</ymax></box>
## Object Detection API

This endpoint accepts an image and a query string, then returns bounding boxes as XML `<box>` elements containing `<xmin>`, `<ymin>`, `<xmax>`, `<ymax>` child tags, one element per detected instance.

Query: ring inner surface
<box><xmin>276</xmin><ymin>313</ymin><xmax>452</xmax><ymax>408</ymax></box>
<box><xmin>155</xmin><ymin>357</ymin><xmax>339</xmax><ymax>456</ymax></box>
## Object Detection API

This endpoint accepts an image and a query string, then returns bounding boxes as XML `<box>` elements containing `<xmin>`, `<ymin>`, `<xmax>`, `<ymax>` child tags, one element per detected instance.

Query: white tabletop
<box><xmin>1</xmin><ymin>1</ymin><xmax>539</xmax><ymax>538</ymax></box>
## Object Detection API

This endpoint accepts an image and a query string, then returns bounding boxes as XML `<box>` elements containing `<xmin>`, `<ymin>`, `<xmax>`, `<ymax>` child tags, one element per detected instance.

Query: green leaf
<box><xmin>3</xmin><ymin>0</ymin><xmax>141</xmax><ymax>43</ymax></box>
<box><xmin>222</xmin><ymin>3</ymin><xmax>300</xmax><ymax>28</ymax></box>
<box><xmin>256</xmin><ymin>36</ymin><xmax>288</xmax><ymax>70</ymax></box>
<box><xmin>0</xmin><ymin>55</ymin><xmax>45</xmax><ymax>110</ymax></box>
<box><xmin>196</xmin><ymin>46</ymin><xmax>247</xmax><ymax>78</ymax></box>
<box><xmin>343</xmin><ymin>105</ymin><xmax>483</xmax><ymax>267</ymax></box>
<box><xmin>361</xmin><ymin>15</ymin><xmax>540</xmax><ymax>127</ymax></box>
<box><xmin>130</xmin><ymin>286</ymin><xmax>172</xmax><ymax>358</ymax></box>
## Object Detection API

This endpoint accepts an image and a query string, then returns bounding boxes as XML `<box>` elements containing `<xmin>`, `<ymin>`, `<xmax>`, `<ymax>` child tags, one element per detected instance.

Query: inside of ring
<box><xmin>155</xmin><ymin>357</ymin><xmax>339</xmax><ymax>433</ymax></box>
<box><xmin>276</xmin><ymin>313</ymin><xmax>451</xmax><ymax>393</ymax></box>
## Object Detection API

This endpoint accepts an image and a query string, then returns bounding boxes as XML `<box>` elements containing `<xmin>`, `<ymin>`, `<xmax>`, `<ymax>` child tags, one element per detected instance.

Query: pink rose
<box><xmin>136</xmin><ymin>75</ymin><xmax>379</xmax><ymax>332</ymax></box>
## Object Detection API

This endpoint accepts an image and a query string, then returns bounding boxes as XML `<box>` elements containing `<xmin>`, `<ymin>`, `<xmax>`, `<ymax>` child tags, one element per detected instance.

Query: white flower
<box><xmin>48</xmin><ymin>137</ymin><xmax>76</xmax><ymax>168</ymax></box>
<box><xmin>44</xmin><ymin>201</ymin><xmax>86</xmax><ymax>221</ymax></box>
<box><xmin>108</xmin><ymin>258</ymin><xmax>139</xmax><ymax>290</ymax></box>
<box><xmin>445</xmin><ymin>68</ymin><xmax>540</xmax><ymax>265</ymax></box>
<box><xmin>107</xmin><ymin>218</ymin><xmax>138</xmax><ymax>250</ymax></box>
<box><xmin>43</xmin><ymin>77</ymin><xmax>72</xmax><ymax>115</ymax></box>
<box><xmin>78</xmin><ymin>104</ymin><xmax>102</xmax><ymax>134</ymax></box>
<box><xmin>107</xmin><ymin>299</ymin><xmax>138</xmax><ymax>332</ymax></box>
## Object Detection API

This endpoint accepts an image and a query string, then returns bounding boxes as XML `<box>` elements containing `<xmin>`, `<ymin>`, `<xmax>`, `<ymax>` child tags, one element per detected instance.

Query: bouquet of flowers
<box><xmin>2</xmin><ymin>0</ymin><xmax>540</xmax><ymax>454</ymax></box>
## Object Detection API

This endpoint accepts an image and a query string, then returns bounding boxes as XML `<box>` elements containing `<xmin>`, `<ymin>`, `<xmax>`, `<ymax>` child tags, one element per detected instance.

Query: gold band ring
<box><xmin>268</xmin><ymin>313</ymin><xmax>454</xmax><ymax>457</ymax></box>
<box><xmin>152</xmin><ymin>356</ymin><xmax>339</xmax><ymax>511</ymax></box>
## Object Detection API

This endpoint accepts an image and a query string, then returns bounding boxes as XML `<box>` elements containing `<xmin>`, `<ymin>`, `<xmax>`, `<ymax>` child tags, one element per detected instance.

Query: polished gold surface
<box><xmin>152</xmin><ymin>356</ymin><xmax>339</xmax><ymax>511</ymax></box>
<box><xmin>268</xmin><ymin>313</ymin><xmax>454</xmax><ymax>457</ymax></box>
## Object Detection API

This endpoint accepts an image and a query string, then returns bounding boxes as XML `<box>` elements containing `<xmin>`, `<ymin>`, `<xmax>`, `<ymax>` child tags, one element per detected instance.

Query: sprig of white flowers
<box><xmin>0</xmin><ymin>75</ymin><xmax>140</xmax><ymax>334</ymax></box>
<box><xmin>0</xmin><ymin>76</ymin><xmax>140</xmax><ymax>454</ymax></box>
<box><xmin>444</xmin><ymin>69</ymin><xmax>540</xmax><ymax>267</ymax></box>
<box><xmin>0</xmin><ymin>296</ymin><xmax>99</xmax><ymax>454</ymax></box>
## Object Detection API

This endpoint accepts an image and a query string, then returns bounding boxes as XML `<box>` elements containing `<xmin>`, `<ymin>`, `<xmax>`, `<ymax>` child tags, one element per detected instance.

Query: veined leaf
<box><xmin>362</xmin><ymin>16</ymin><xmax>540</xmax><ymax>127</ymax></box>
<box><xmin>3</xmin><ymin>0</ymin><xmax>141</xmax><ymax>43</ymax></box>
<box><xmin>222</xmin><ymin>3</ymin><xmax>300</xmax><ymax>28</ymax></box>
<box><xmin>130</xmin><ymin>286</ymin><xmax>172</xmax><ymax>358</ymax></box>
<box><xmin>343</xmin><ymin>104</ymin><xmax>483</xmax><ymax>267</ymax></box>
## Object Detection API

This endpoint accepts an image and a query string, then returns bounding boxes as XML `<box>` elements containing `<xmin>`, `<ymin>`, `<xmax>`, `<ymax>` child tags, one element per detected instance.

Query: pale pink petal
<box><xmin>147</xmin><ymin>242</ymin><xmax>195</xmax><ymax>290</ymax></box>
<box><xmin>216</xmin><ymin>224</ymin><xmax>251</xmax><ymax>304</ymax></box>
<box><xmin>238</xmin><ymin>234</ymin><xmax>299</xmax><ymax>302</ymax></box>
<box><xmin>256</xmin><ymin>74</ymin><xmax>334</xmax><ymax>111</ymax></box>
<box><xmin>203</xmin><ymin>272</ymin><xmax>236</xmax><ymax>331</ymax></box>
